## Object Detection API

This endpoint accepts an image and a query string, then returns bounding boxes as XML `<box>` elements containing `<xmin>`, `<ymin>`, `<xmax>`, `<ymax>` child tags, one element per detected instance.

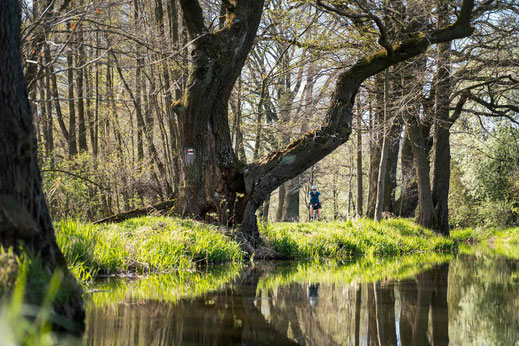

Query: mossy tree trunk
<box><xmin>175</xmin><ymin>0</ymin><xmax>264</xmax><ymax>225</ymax></box>
<box><xmin>0</xmin><ymin>0</ymin><xmax>84</xmax><ymax>329</ymax></box>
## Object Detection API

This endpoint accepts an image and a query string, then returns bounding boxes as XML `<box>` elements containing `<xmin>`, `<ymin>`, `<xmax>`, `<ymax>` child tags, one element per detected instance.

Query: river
<box><xmin>83</xmin><ymin>245</ymin><xmax>519</xmax><ymax>345</ymax></box>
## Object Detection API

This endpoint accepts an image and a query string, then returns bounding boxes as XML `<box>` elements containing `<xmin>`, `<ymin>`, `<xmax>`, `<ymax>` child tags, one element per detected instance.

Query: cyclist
<box><xmin>309</xmin><ymin>185</ymin><xmax>321</xmax><ymax>221</ymax></box>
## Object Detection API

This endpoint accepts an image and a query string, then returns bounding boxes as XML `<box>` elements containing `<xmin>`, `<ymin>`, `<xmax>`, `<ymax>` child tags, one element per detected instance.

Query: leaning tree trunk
<box><xmin>0</xmin><ymin>0</ymin><xmax>84</xmax><ymax>330</ymax></box>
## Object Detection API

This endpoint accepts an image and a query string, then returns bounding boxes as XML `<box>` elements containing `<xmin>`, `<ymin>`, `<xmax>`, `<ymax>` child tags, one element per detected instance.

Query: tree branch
<box><xmin>246</xmin><ymin>0</ymin><xmax>476</xmax><ymax>204</ymax></box>
<box><xmin>178</xmin><ymin>0</ymin><xmax>208</xmax><ymax>39</ymax></box>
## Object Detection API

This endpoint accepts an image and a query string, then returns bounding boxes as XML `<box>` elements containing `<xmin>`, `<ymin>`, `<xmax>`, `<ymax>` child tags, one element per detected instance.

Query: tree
<box><xmin>238</xmin><ymin>0</ymin><xmax>477</xmax><ymax>244</ymax></box>
<box><xmin>0</xmin><ymin>0</ymin><xmax>84</xmax><ymax>329</ymax></box>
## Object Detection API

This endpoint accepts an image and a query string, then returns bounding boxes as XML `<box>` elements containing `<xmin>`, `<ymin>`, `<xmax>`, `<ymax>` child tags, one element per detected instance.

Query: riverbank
<box><xmin>53</xmin><ymin>216</ymin><xmax>460</xmax><ymax>282</ymax></box>
<box><xmin>4</xmin><ymin>216</ymin><xmax>518</xmax><ymax>287</ymax></box>
<box><xmin>451</xmin><ymin>226</ymin><xmax>519</xmax><ymax>245</ymax></box>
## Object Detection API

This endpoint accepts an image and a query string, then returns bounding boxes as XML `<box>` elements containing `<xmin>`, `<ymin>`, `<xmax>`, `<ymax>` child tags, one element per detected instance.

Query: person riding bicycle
<box><xmin>309</xmin><ymin>185</ymin><xmax>321</xmax><ymax>220</ymax></box>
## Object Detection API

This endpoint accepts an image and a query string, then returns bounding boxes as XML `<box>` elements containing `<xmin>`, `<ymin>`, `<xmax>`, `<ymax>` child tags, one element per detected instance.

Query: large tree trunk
<box><xmin>406</xmin><ymin>117</ymin><xmax>436</xmax><ymax>228</ymax></box>
<box><xmin>175</xmin><ymin>0</ymin><xmax>265</xmax><ymax>223</ymax></box>
<box><xmin>0</xmin><ymin>0</ymin><xmax>84</xmax><ymax>330</ymax></box>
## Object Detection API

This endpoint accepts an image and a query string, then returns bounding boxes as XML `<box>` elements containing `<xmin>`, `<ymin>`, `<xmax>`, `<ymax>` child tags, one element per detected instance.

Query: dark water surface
<box><xmin>83</xmin><ymin>247</ymin><xmax>519</xmax><ymax>345</ymax></box>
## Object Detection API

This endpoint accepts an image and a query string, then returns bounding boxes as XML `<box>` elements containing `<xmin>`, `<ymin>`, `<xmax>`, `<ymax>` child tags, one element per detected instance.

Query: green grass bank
<box><xmin>451</xmin><ymin>226</ymin><xmax>519</xmax><ymax>245</ymax></box>
<box><xmin>52</xmin><ymin>216</ymin><xmax>461</xmax><ymax>281</ymax></box>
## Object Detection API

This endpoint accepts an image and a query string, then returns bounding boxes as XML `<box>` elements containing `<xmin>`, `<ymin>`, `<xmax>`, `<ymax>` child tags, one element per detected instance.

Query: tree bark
<box><xmin>276</xmin><ymin>183</ymin><xmax>286</xmax><ymax>222</ymax></box>
<box><xmin>282</xmin><ymin>177</ymin><xmax>300</xmax><ymax>221</ymax></box>
<box><xmin>0</xmin><ymin>0</ymin><xmax>84</xmax><ymax>330</ymax></box>
<box><xmin>367</xmin><ymin>75</ymin><xmax>384</xmax><ymax>218</ymax></box>
<box><xmin>397</xmin><ymin>130</ymin><xmax>418</xmax><ymax>216</ymax></box>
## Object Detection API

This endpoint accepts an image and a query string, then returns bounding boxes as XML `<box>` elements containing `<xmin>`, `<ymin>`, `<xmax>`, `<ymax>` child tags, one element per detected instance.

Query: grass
<box><xmin>53</xmin><ymin>217</ymin><xmax>459</xmax><ymax>282</ymax></box>
<box><xmin>260</xmin><ymin>218</ymin><xmax>456</xmax><ymax>260</ymax></box>
<box><xmin>55</xmin><ymin>216</ymin><xmax>245</xmax><ymax>281</ymax></box>
<box><xmin>451</xmin><ymin>226</ymin><xmax>519</xmax><ymax>245</ymax></box>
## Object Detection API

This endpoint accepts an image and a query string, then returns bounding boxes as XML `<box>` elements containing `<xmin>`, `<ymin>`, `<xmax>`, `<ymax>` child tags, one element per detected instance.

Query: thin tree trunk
<box><xmin>276</xmin><ymin>183</ymin><xmax>286</xmax><ymax>222</ymax></box>
<box><xmin>356</xmin><ymin>96</ymin><xmax>363</xmax><ymax>217</ymax></box>
<box><xmin>367</xmin><ymin>76</ymin><xmax>383</xmax><ymax>218</ymax></box>
<box><xmin>374</xmin><ymin>69</ymin><xmax>391</xmax><ymax>221</ymax></box>
<box><xmin>67</xmin><ymin>21</ymin><xmax>77</xmax><ymax>158</ymax></box>
<box><xmin>76</xmin><ymin>10</ymin><xmax>87</xmax><ymax>153</ymax></box>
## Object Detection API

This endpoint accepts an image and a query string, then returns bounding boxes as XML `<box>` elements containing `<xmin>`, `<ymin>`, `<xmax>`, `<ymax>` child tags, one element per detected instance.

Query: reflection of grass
<box><xmin>257</xmin><ymin>254</ymin><xmax>451</xmax><ymax>292</ymax></box>
<box><xmin>55</xmin><ymin>217</ymin><xmax>244</xmax><ymax>280</ymax></box>
<box><xmin>260</xmin><ymin>218</ymin><xmax>456</xmax><ymax>260</ymax></box>
<box><xmin>87</xmin><ymin>263</ymin><xmax>242</xmax><ymax>309</ymax></box>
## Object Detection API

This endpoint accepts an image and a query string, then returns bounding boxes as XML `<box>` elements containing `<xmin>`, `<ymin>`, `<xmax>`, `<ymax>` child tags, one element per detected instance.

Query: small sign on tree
<box><xmin>185</xmin><ymin>147</ymin><xmax>195</xmax><ymax>165</ymax></box>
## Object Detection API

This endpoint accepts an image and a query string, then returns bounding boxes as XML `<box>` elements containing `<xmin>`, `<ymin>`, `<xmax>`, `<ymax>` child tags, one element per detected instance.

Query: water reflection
<box><xmin>84</xmin><ymin>249</ymin><xmax>519</xmax><ymax>345</ymax></box>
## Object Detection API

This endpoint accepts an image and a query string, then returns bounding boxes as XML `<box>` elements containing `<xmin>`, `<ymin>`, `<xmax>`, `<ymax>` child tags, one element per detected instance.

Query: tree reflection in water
<box><xmin>84</xmin><ymin>251</ymin><xmax>519</xmax><ymax>345</ymax></box>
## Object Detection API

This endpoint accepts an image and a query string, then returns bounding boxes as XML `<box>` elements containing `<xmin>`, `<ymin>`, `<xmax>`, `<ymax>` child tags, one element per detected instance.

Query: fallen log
<box><xmin>94</xmin><ymin>199</ymin><xmax>177</xmax><ymax>224</ymax></box>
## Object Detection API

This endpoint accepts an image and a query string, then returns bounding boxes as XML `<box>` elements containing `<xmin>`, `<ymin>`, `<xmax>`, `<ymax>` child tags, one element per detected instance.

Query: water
<box><xmin>83</xmin><ymin>247</ymin><xmax>519</xmax><ymax>345</ymax></box>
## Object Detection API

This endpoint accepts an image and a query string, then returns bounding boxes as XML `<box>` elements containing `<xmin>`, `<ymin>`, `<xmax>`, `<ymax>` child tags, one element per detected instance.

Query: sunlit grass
<box><xmin>451</xmin><ymin>226</ymin><xmax>519</xmax><ymax>245</ymax></box>
<box><xmin>55</xmin><ymin>216</ymin><xmax>244</xmax><ymax>280</ymax></box>
<box><xmin>260</xmin><ymin>218</ymin><xmax>456</xmax><ymax>260</ymax></box>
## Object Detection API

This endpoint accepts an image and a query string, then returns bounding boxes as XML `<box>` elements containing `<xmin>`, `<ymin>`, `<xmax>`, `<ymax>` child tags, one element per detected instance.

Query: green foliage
<box><xmin>450</xmin><ymin>127</ymin><xmax>519</xmax><ymax>228</ymax></box>
<box><xmin>260</xmin><ymin>218</ymin><xmax>457</xmax><ymax>260</ymax></box>
<box><xmin>55</xmin><ymin>216</ymin><xmax>244</xmax><ymax>279</ymax></box>
<box><xmin>42</xmin><ymin>153</ymin><xmax>168</xmax><ymax>221</ymax></box>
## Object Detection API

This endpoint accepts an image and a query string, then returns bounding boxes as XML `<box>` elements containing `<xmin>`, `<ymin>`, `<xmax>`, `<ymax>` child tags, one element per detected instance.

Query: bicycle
<box><xmin>310</xmin><ymin>203</ymin><xmax>320</xmax><ymax>221</ymax></box>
